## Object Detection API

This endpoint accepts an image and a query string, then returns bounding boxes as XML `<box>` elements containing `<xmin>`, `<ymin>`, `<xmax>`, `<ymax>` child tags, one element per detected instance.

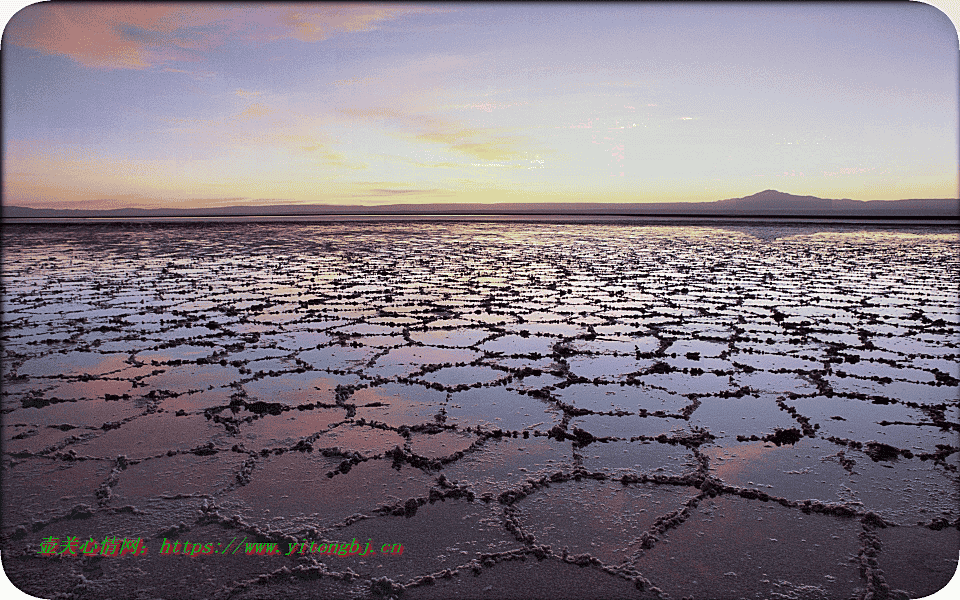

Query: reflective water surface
<box><xmin>2</xmin><ymin>221</ymin><xmax>957</xmax><ymax>599</ymax></box>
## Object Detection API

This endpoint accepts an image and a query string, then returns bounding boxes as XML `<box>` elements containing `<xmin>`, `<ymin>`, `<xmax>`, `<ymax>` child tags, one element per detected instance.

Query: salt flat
<box><xmin>1</xmin><ymin>220</ymin><xmax>957</xmax><ymax>599</ymax></box>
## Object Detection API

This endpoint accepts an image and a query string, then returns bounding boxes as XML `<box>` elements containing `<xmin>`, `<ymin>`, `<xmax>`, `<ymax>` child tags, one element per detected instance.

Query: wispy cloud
<box><xmin>448</xmin><ymin>138</ymin><xmax>522</xmax><ymax>162</ymax></box>
<box><xmin>447</xmin><ymin>100</ymin><xmax>530</xmax><ymax>113</ymax></box>
<box><xmin>367</xmin><ymin>188</ymin><xmax>436</xmax><ymax>196</ymax></box>
<box><xmin>238</xmin><ymin>103</ymin><xmax>272</xmax><ymax>120</ymax></box>
<box><xmin>155</xmin><ymin>99</ymin><xmax>368</xmax><ymax>171</ymax></box>
<box><xmin>7</xmin><ymin>4</ymin><xmax>449</xmax><ymax>70</ymax></box>
<box><xmin>7</xmin><ymin>4</ymin><xmax>230</xmax><ymax>69</ymax></box>
<box><xmin>317</xmin><ymin>150</ymin><xmax>367</xmax><ymax>170</ymax></box>
<box><xmin>340</xmin><ymin>107</ymin><xmax>527</xmax><ymax>162</ymax></box>
<box><xmin>347</xmin><ymin>187</ymin><xmax>455</xmax><ymax>203</ymax></box>
<box><xmin>275</xmin><ymin>5</ymin><xmax>449</xmax><ymax>43</ymax></box>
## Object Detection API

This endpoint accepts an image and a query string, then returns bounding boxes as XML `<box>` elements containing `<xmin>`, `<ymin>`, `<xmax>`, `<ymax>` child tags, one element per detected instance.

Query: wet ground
<box><xmin>1</xmin><ymin>220</ymin><xmax>958</xmax><ymax>600</ymax></box>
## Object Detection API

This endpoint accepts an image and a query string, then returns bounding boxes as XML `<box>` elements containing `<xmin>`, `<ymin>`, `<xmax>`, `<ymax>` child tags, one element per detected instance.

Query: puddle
<box><xmin>404</xmin><ymin>556</ymin><xmax>645</xmax><ymax>600</ymax></box>
<box><xmin>731</xmin><ymin>370</ymin><xmax>817</xmax><ymax>395</ymax></box>
<box><xmin>239</xmin><ymin>408</ymin><xmax>348</xmax><ymax>449</ymax></box>
<box><xmin>242</xmin><ymin>371</ymin><xmax>345</xmax><ymax>406</ymax></box>
<box><xmin>666</xmin><ymin>339</ymin><xmax>729</xmax><ymax>357</ymax></box>
<box><xmin>486</xmin><ymin>357</ymin><xmax>557</xmax><ymax>371</ymax></box>
<box><xmin>479</xmin><ymin>334</ymin><xmax>558</xmax><ymax>356</ymax></box>
<box><xmin>110</xmin><ymin>452</ymin><xmax>247</xmax><ymax>501</ymax></box>
<box><xmin>581</xmin><ymin>439</ymin><xmax>696</xmax><ymax>475</ymax></box>
<box><xmin>139</xmin><ymin>363</ymin><xmax>240</xmax><ymax>394</ymax></box>
<box><xmin>415</xmin><ymin>365</ymin><xmax>509</xmax><ymax>387</ymax></box>
<box><xmin>570</xmin><ymin>413</ymin><xmax>679</xmax><ymax>439</ymax></box>
<box><xmin>159</xmin><ymin>387</ymin><xmax>236</xmax><ymax>413</ymax></box>
<box><xmin>783</xmin><ymin>395</ymin><xmax>938</xmax><ymax>449</ymax></box>
<box><xmin>516</xmin><ymin>480</ymin><xmax>699</xmax><ymax>564</ymax></box>
<box><xmin>343</xmin><ymin>499</ymin><xmax>523</xmax><ymax>580</ymax></box>
<box><xmin>688</xmin><ymin>395</ymin><xmax>798</xmax><ymax>440</ymax></box>
<box><xmin>634</xmin><ymin>495</ymin><xmax>864</xmax><ymax>600</ymax></box>
<box><xmin>258</xmin><ymin>331</ymin><xmax>332</xmax><ymax>351</ymax></box>
<box><xmin>876</xmin><ymin>526</ymin><xmax>960</xmax><ymax>598</ymax></box>
<box><xmin>43</xmin><ymin>378</ymin><xmax>135</xmax><ymax>400</ymax></box>
<box><xmin>352</xmin><ymin>334</ymin><xmax>409</xmax><ymax>348</ymax></box>
<box><xmin>829</xmin><ymin>376</ymin><xmax>959</xmax><ymax>404</ymax></box>
<box><xmin>441</xmin><ymin>436</ymin><xmax>574</xmax><ymax>497</ymax></box>
<box><xmin>572</xmin><ymin>338</ymin><xmax>642</xmax><ymax>355</ymax></box>
<box><xmin>704</xmin><ymin>438</ymin><xmax>851</xmax><ymax>503</ymax></box>
<box><xmin>368</xmin><ymin>315</ymin><xmax>423</xmax><ymax>325</ymax></box>
<box><xmin>3</xmin><ymin>423</ymin><xmax>94</xmax><ymax>454</ymax></box>
<box><xmin>7</xmin><ymin>397</ymin><xmax>143</xmax><ymax>428</ymax></box>
<box><xmin>555</xmin><ymin>384</ymin><xmax>689</xmax><ymax>414</ymax></box>
<box><xmin>637</xmin><ymin>372</ymin><xmax>732</xmax><ymax>395</ymax></box>
<box><xmin>504</xmin><ymin>322</ymin><xmax>586</xmax><ymax>337</ymax></box>
<box><xmin>17</xmin><ymin>352</ymin><xmax>130</xmax><ymax>377</ymax></box>
<box><xmin>319</xmin><ymin>424</ymin><xmax>408</xmax><ymax>457</ymax></box>
<box><xmin>505</xmin><ymin>372</ymin><xmax>565</xmax><ymax>391</ymax></box>
<box><xmin>222</xmin><ymin>454</ymin><xmax>433</xmax><ymax>529</ymax></box>
<box><xmin>842</xmin><ymin>448</ymin><xmax>959</xmax><ymax>523</ymax></box>
<box><xmin>71</xmin><ymin>413</ymin><xmax>230</xmax><ymax>459</ymax></box>
<box><xmin>1</xmin><ymin>457</ymin><xmax>114</xmax><ymax>526</ymax></box>
<box><xmin>446</xmin><ymin>386</ymin><xmax>560</xmax><ymax>431</ymax></box>
<box><xmin>409</xmin><ymin>328</ymin><xmax>494</xmax><ymax>347</ymax></box>
<box><xmin>352</xmin><ymin>383</ymin><xmax>448</xmax><ymax>428</ymax></box>
<box><xmin>338</xmin><ymin>323</ymin><xmax>402</xmax><ymax>336</ymax></box>
<box><xmin>409</xmin><ymin>429</ymin><xmax>478</xmax><ymax>458</ymax></box>
<box><xmin>421</xmin><ymin>318</ymin><xmax>477</xmax><ymax>329</ymax></box>
<box><xmin>298</xmin><ymin>345</ymin><xmax>380</xmax><ymax>371</ymax></box>
<box><xmin>461</xmin><ymin>313</ymin><xmax>516</xmax><ymax>325</ymax></box>
<box><xmin>566</xmin><ymin>355</ymin><xmax>653</xmax><ymax>380</ymax></box>
<box><xmin>371</xmin><ymin>346</ymin><xmax>481</xmax><ymax>379</ymax></box>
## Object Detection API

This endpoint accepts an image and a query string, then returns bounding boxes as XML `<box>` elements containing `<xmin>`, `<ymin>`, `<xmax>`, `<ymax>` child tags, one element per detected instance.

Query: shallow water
<box><xmin>1</xmin><ymin>220</ymin><xmax>958</xmax><ymax>599</ymax></box>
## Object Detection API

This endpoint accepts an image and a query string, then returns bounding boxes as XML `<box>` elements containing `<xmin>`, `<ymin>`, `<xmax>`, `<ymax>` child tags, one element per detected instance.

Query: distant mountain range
<box><xmin>4</xmin><ymin>190</ymin><xmax>958</xmax><ymax>218</ymax></box>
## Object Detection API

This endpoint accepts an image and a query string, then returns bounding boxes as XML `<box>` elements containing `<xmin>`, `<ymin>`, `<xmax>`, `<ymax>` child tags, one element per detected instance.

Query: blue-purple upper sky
<box><xmin>3</xmin><ymin>2</ymin><xmax>958</xmax><ymax>208</ymax></box>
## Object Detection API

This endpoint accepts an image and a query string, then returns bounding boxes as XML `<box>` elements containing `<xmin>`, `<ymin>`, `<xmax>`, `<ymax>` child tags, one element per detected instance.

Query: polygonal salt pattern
<box><xmin>2</xmin><ymin>222</ymin><xmax>957</xmax><ymax>600</ymax></box>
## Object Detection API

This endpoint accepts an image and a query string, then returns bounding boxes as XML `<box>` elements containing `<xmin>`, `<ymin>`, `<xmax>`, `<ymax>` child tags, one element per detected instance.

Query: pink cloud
<box><xmin>6</xmin><ymin>3</ymin><xmax>447</xmax><ymax>70</ymax></box>
<box><xmin>6</xmin><ymin>4</ymin><xmax>231</xmax><ymax>69</ymax></box>
<box><xmin>272</xmin><ymin>4</ymin><xmax>445</xmax><ymax>43</ymax></box>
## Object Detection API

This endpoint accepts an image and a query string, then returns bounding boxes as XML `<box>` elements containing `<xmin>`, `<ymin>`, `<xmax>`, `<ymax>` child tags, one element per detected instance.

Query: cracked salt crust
<box><xmin>1</xmin><ymin>221</ymin><xmax>957</xmax><ymax>599</ymax></box>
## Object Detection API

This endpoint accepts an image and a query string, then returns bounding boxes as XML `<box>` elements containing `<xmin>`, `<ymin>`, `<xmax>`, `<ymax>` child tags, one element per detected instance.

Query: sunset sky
<box><xmin>3</xmin><ymin>2</ymin><xmax>958</xmax><ymax>209</ymax></box>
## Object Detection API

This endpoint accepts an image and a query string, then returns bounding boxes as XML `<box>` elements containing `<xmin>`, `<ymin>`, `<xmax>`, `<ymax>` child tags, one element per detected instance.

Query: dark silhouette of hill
<box><xmin>4</xmin><ymin>190</ymin><xmax>958</xmax><ymax>218</ymax></box>
<box><xmin>709</xmin><ymin>190</ymin><xmax>957</xmax><ymax>216</ymax></box>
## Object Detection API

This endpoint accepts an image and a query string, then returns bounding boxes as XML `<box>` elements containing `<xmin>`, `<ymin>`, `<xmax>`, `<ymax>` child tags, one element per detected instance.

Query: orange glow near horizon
<box><xmin>3</xmin><ymin>3</ymin><xmax>958</xmax><ymax>209</ymax></box>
